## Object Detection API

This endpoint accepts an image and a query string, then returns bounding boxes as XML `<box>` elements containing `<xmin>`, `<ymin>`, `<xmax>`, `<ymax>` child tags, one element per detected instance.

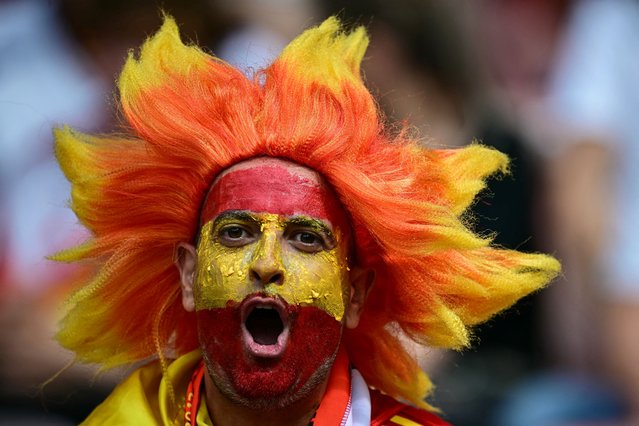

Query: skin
<box><xmin>176</xmin><ymin>157</ymin><xmax>373</xmax><ymax>426</ymax></box>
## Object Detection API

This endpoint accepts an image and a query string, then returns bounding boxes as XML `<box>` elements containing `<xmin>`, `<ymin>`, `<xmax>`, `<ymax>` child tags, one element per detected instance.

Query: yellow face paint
<box><xmin>194</xmin><ymin>213</ymin><xmax>350</xmax><ymax>321</ymax></box>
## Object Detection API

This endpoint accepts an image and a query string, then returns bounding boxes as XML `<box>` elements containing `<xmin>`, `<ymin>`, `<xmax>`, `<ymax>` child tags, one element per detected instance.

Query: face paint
<box><xmin>193</xmin><ymin>159</ymin><xmax>353</xmax><ymax>404</ymax></box>
<box><xmin>198</xmin><ymin>304</ymin><xmax>341</xmax><ymax>405</ymax></box>
<box><xmin>195</xmin><ymin>213</ymin><xmax>350</xmax><ymax>321</ymax></box>
<box><xmin>200</xmin><ymin>160</ymin><xmax>350</xmax><ymax>231</ymax></box>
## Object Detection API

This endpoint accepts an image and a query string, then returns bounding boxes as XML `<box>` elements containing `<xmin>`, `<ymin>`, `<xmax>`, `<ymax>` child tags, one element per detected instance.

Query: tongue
<box><xmin>245</xmin><ymin>308</ymin><xmax>284</xmax><ymax>345</ymax></box>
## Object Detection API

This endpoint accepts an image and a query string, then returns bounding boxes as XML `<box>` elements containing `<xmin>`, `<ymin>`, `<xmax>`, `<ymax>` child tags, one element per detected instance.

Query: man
<box><xmin>53</xmin><ymin>16</ymin><xmax>560</xmax><ymax>425</ymax></box>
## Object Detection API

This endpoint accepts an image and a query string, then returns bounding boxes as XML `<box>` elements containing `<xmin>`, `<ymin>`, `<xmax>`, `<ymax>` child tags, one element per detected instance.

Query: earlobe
<box><xmin>345</xmin><ymin>267</ymin><xmax>375</xmax><ymax>329</ymax></box>
<box><xmin>175</xmin><ymin>242</ymin><xmax>197</xmax><ymax>312</ymax></box>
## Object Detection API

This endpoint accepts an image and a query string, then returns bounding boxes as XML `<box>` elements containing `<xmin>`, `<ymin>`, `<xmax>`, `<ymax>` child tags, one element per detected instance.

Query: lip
<box><xmin>240</xmin><ymin>295</ymin><xmax>290</xmax><ymax>359</ymax></box>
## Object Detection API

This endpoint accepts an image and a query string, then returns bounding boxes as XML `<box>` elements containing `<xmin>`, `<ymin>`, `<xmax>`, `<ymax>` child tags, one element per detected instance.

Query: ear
<box><xmin>345</xmin><ymin>266</ymin><xmax>375</xmax><ymax>329</ymax></box>
<box><xmin>175</xmin><ymin>242</ymin><xmax>197</xmax><ymax>312</ymax></box>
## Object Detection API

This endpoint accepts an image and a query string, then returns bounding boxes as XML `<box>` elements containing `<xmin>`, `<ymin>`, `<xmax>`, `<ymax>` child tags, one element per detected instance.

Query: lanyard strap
<box><xmin>184</xmin><ymin>360</ymin><xmax>206</xmax><ymax>426</ymax></box>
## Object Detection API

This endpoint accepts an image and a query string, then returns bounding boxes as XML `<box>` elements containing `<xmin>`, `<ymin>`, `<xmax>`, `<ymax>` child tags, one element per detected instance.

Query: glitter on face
<box><xmin>192</xmin><ymin>159</ymin><xmax>353</xmax><ymax>404</ymax></box>
<box><xmin>194</xmin><ymin>159</ymin><xmax>352</xmax><ymax>321</ymax></box>
<box><xmin>195</xmin><ymin>213</ymin><xmax>350</xmax><ymax>321</ymax></box>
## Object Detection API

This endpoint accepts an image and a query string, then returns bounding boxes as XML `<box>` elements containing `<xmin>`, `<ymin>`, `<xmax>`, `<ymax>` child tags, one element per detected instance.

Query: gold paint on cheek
<box><xmin>269</xmin><ymin>231</ymin><xmax>350</xmax><ymax>322</ymax></box>
<box><xmin>194</xmin><ymin>221</ymin><xmax>253</xmax><ymax>310</ymax></box>
<box><xmin>194</xmin><ymin>216</ymin><xmax>286</xmax><ymax>310</ymax></box>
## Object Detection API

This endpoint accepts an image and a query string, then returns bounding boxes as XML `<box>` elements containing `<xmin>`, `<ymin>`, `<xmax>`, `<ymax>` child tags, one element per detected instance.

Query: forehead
<box><xmin>200</xmin><ymin>158</ymin><xmax>350</xmax><ymax>231</ymax></box>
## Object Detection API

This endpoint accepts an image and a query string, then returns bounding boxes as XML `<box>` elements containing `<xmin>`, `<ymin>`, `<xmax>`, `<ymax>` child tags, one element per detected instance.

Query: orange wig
<box><xmin>54</xmin><ymin>17</ymin><xmax>560</xmax><ymax>408</ymax></box>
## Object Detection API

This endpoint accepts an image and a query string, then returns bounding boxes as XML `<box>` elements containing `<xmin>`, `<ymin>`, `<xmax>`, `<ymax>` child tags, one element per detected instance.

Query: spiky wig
<box><xmin>54</xmin><ymin>16</ymin><xmax>560</xmax><ymax>409</ymax></box>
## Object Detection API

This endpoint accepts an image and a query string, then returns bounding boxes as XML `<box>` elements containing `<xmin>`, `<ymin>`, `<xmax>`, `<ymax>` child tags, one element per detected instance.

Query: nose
<box><xmin>249</xmin><ymin>232</ymin><xmax>284</xmax><ymax>286</ymax></box>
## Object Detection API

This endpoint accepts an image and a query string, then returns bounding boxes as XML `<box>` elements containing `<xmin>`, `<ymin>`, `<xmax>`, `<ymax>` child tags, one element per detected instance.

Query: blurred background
<box><xmin>1</xmin><ymin>0</ymin><xmax>638</xmax><ymax>424</ymax></box>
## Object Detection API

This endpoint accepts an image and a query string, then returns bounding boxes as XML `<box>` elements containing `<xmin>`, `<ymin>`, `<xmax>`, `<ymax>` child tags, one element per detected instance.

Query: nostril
<box><xmin>268</xmin><ymin>272</ymin><xmax>283</xmax><ymax>285</ymax></box>
<box><xmin>250</xmin><ymin>270</ymin><xmax>283</xmax><ymax>285</ymax></box>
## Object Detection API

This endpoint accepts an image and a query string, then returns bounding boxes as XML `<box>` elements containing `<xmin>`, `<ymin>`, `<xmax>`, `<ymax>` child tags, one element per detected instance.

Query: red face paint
<box><xmin>197</xmin><ymin>303</ymin><xmax>341</xmax><ymax>404</ymax></box>
<box><xmin>200</xmin><ymin>160</ymin><xmax>350</xmax><ymax>232</ymax></box>
<box><xmin>196</xmin><ymin>159</ymin><xmax>349</xmax><ymax>404</ymax></box>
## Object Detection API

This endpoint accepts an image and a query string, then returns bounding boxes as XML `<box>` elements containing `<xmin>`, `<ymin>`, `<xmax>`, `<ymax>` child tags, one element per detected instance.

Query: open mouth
<box><xmin>240</xmin><ymin>296</ymin><xmax>290</xmax><ymax>358</ymax></box>
<box><xmin>245</xmin><ymin>306</ymin><xmax>284</xmax><ymax>345</ymax></box>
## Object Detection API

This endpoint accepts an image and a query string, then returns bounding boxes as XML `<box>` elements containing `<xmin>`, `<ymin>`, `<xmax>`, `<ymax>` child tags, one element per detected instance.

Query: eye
<box><xmin>218</xmin><ymin>225</ymin><xmax>253</xmax><ymax>247</ymax></box>
<box><xmin>225</xmin><ymin>227</ymin><xmax>245</xmax><ymax>239</ymax></box>
<box><xmin>289</xmin><ymin>231</ymin><xmax>325</xmax><ymax>253</ymax></box>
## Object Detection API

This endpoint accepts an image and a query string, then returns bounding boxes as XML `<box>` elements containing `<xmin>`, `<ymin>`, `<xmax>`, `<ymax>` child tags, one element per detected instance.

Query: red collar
<box><xmin>309</xmin><ymin>347</ymin><xmax>351</xmax><ymax>425</ymax></box>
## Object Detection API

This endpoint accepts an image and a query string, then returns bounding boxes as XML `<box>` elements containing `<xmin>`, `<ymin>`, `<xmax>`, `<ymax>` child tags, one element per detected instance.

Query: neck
<box><xmin>203</xmin><ymin>373</ymin><xmax>328</xmax><ymax>426</ymax></box>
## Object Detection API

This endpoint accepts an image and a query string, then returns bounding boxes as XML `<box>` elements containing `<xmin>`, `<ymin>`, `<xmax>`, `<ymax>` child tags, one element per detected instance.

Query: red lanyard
<box><xmin>184</xmin><ymin>360</ymin><xmax>205</xmax><ymax>426</ymax></box>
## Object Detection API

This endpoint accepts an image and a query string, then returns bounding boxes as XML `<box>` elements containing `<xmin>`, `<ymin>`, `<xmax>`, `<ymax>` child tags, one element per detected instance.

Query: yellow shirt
<box><xmin>82</xmin><ymin>350</ymin><xmax>210</xmax><ymax>425</ymax></box>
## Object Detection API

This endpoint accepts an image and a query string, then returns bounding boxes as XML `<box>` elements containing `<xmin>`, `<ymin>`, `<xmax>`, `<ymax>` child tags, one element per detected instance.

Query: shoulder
<box><xmin>81</xmin><ymin>350</ymin><xmax>202</xmax><ymax>426</ymax></box>
<box><xmin>80</xmin><ymin>360</ymin><xmax>165</xmax><ymax>425</ymax></box>
<box><xmin>369</xmin><ymin>389</ymin><xmax>451</xmax><ymax>426</ymax></box>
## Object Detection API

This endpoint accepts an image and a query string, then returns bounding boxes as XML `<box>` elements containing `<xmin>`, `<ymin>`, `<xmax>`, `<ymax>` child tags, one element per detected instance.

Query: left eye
<box><xmin>290</xmin><ymin>231</ymin><xmax>324</xmax><ymax>252</ymax></box>
<box><xmin>218</xmin><ymin>225</ymin><xmax>254</xmax><ymax>247</ymax></box>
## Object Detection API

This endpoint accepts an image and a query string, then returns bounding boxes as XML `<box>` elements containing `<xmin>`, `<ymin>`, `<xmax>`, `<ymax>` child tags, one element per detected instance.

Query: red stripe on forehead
<box><xmin>200</xmin><ymin>164</ymin><xmax>349</xmax><ymax>230</ymax></box>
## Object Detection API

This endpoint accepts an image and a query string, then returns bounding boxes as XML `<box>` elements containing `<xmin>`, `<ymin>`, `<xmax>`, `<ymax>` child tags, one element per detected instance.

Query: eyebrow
<box><xmin>212</xmin><ymin>210</ymin><xmax>260</xmax><ymax>227</ymax></box>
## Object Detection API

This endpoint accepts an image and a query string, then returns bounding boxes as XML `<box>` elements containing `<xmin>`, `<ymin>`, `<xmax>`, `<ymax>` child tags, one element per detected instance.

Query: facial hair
<box><xmin>197</xmin><ymin>302</ymin><xmax>342</xmax><ymax>409</ymax></box>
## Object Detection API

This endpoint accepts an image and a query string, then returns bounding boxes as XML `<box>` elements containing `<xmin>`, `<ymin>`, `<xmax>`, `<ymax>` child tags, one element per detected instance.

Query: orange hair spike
<box><xmin>55</xmin><ymin>16</ymin><xmax>560</xmax><ymax>408</ymax></box>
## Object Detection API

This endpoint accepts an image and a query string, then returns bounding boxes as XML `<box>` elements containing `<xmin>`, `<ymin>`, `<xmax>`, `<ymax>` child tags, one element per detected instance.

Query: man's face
<box><xmin>179</xmin><ymin>158</ymin><xmax>360</xmax><ymax>408</ymax></box>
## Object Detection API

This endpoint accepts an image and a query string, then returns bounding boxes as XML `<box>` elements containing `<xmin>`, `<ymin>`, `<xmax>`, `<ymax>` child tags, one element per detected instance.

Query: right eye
<box><xmin>218</xmin><ymin>226</ymin><xmax>253</xmax><ymax>246</ymax></box>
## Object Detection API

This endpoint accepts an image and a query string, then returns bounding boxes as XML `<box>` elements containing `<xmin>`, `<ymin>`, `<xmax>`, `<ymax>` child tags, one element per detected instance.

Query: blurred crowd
<box><xmin>1</xmin><ymin>0</ymin><xmax>638</xmax><ymax>424</ymax></box>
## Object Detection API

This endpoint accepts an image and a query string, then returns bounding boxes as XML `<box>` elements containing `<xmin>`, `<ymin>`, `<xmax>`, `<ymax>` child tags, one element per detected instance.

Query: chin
<box><xmin>196</xmin><ymin>300</ymin><xmax>343</xmax><ymax>408</ymax></box>
<box><xmin>205</xmin><ymin>352</ymin><xmax>335</xmax><ymax>410</ymax></box>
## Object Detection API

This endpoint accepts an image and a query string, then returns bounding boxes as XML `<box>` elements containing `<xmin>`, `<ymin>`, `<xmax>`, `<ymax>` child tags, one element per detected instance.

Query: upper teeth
<box><xmin>256</xmin><ymin>304</ymin><xmax>274</xmax><ymax>310</ymax></box>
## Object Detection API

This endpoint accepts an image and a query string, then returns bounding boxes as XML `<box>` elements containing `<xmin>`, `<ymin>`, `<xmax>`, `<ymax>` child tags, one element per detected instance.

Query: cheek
<box><xmin>194</xmin><ymin>222</ymin><xmax>254</xmax><ymax>309</ymax></box>
<box><xmin>275</xmin><ymin>250</ymin><xmax>349</xmax><ymax>321</ymax></box>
